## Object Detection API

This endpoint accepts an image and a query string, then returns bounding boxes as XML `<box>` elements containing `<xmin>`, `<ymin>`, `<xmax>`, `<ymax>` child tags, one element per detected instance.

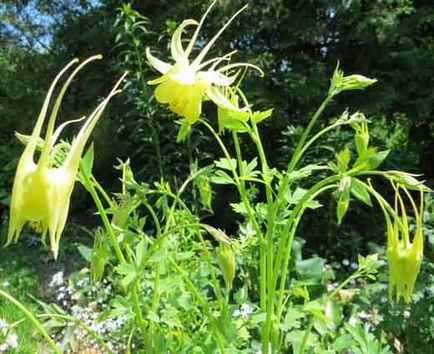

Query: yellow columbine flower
<box><xmin>146</xmin><ymin>1</ymin><xmax>262</xmax><ymax>124</ymax></box>
<box><xmin>6</xmin><ymin>56</ymin><xmax>126</xmax><ymax>259</ymax></box>
<box><xmin>386</xmin><ymin>186</ymin><xmax>424</xmax><ymax>303</ymax></box>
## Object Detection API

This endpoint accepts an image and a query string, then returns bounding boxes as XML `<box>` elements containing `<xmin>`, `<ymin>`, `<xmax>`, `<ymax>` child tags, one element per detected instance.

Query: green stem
<box><xmin>81</xmin><ymin>169</ymin><xmax>150</xmax><ymax>346</ymax></box>
<box><xmin>131</xmin><ymin>281</ymin><xmax>148</xmax><ymax>349</ymax></box>
<box><xmin>232</xmin><ymin>130</ymin><xmax>266</xmax><ymax>314</ymax></box>
<box><xmin>0</xmin><ymin>289</ymin><xmax>60</xmax><ymax>353</ymax></box>
<box><xmin>80</xmin><ymin>168</ymin><xmax>125</xmax><ymax>264</ymax></box>
<box><xmin>200</xmin><ymin>119</ymin><xmax>263</xmax><ymax>243</ymax></box>
<box><xmin>273</xmin><ymin>180</ymin><xmax>339</xmax><ymax>351</ymax></box>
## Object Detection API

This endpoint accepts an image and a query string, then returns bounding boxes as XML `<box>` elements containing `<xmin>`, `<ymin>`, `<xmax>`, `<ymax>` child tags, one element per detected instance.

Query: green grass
<box><xmin>0</xmin><ymin>243</ymin><xmax>44</xmax><ymax>353</ymax></box>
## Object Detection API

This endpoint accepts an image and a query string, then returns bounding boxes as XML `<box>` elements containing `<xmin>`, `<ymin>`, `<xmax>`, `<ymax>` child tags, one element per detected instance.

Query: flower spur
<box><xmin>6</xmin><ymin>56</ymin><xmax>127</xmax><ymax>258</ymax></box>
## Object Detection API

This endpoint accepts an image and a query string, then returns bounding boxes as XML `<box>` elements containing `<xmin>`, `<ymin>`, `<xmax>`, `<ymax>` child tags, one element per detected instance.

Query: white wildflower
<box><xmin>0</xmin><ymin>343</ymin><xmax>9</xmax><ymax>352</ymax></box>
<box><xmin>233</xmin><ymin>303</ymin><xmax>253</xmax><ymax>319</ymax></box>
<box><xmin>49</xmin><ymin>271</ymin><xmax>64</xmax><ymax>287</ymax></box>
<box><xmin>6</xmin><ymin>333</ymin><xmax>18</xmax><ymax>348</ymax></box>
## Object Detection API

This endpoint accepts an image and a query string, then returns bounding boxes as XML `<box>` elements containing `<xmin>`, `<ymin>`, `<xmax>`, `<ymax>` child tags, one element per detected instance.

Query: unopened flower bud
<box><xmin>217</xmin><ymin>243</ymin><xmax>236</xmax><ymax>289</ymax></box>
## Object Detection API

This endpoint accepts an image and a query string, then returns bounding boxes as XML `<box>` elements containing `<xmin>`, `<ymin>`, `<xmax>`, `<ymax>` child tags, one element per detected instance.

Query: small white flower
<box><xmin>49</xmin><ymin>271</ymin><xmax>64</xmax><ymax>287</ymax></box>
<box><xmin>6</xmin><ymin>333</ymin><xmax>18</xmax><ymax>348</ymax></box>
<box><xmin>233</xmin><ymin>303</ymin><xmax>253</xmax><ymax>319</ymax></box>
<box><xmin>326</xmin><ymin>283</ymin><xmax>336</xmax><ymax>292</ymax></box>
<box><xmin>348</xmin><ymin>316</ymin><xmax>358</xmax><ymax>326</ymax></box>
<box><xmin>357</xmin><ymin>311</ymin><xmax>371</xmax><ymax>320</ymax></box>
<box><xmin>350</xmin><ymin>262</ymin><xmax>358</xmax><ymax>269</ymax></box>
<box><xmin>342</xmin><ymin>259</ymin><xmax>350</xmax><ymax>266</ymax></box>
<box><xmin>403</xmin><ymin>310</ymin><xmax>411</xmax><ymax>318</ymax></box>
<box><xmin>2</xmin><ymin>281</ymin><xmax>9</xmax><ymax>288</ymax></box>
<box><xmin>0</xmin><ymin>343</ymin><xmax>9</xmax><ymax>352</ymax></box>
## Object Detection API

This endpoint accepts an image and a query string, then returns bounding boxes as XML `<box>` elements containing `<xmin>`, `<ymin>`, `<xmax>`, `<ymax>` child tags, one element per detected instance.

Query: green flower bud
<box><xmin>198</xmin><ymin>176</ymin><xmax>213</xmax><ymax>210</ymax></box>
<box><xmin>352</xmin><ymin>115</ymin><xmax>370</xmax><ymax>158</ymax></box>
<box><xmin>217</xmin><ymin>244</ymin><xmax>236</xmax><ymax>289</ymax></box>
<box><xmin>341</xmin><ymin>74</ymin><xmax>377</xmax><ymax>91</ymax></box>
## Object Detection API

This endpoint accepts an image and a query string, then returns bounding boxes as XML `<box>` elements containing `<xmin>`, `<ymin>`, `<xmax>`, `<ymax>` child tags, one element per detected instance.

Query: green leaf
<box><xmin>77</xmin><ymin>244</ymin><xmax>92</xmax><ymax>262</ymax></box>
<box><xmin>281</xmin><ymin>308</ymin><xmax>304</xmax><ymax>332</ymax></box>
<box><xmin>242</xmin><ymin>158</ymin><xmax>259</xmax><ymax>178</ymax></box>
<box><xmin>215</xmin><ymin>158</ymin><xmax>237</xmax><ymax>171</ymax></box>
<box><xmin>365</xmin><ymin>149</ymin><xmax>389</xmax><ymax>169</ymax></box>
<box><xmin>135</xmin><ymin>238</ymin><xmax>147</xmax><ymax>266</ymax></box>
<box><xmin>336</xmin><ymin>147</ymin><xmax>351</xmax><ymax>172</ymax></box>
<box><xmin>336</xmin><ymin>176</ymin><xmax>351</xmax><ymax>224</ymax></box>
<box><xmin>251</xmin><ymin>108</ymin><xmax>273</xmax><ymax>124</ymax></box>
<box><xmin>80</xmin><ymin>144</ymin><xmax>94</xmax><ymax>177</ymax></box>
<box><xmin>287</xmin><ymin>164</ymin><xmax>327</xmax><ymax>182</ymax></box>
<box><xmin>176</xmin><ymin>119</ymin><xmax>191</xmax><ymax>142</ymax></box>
<box><xmin>230</xmin><ymin>202</ymin><xmax>247</xmax><ymax>215</ymax></box>
<box><xmin>210</xmin><ymin>170</ymin><xmax>235</xmax><ymax>185</ymax></box>
<box><xmin>116</xmin><ymin>262</ymin><xmax>137</xmax><ymax>288</ymax></box>
<box><xmin>296</xmin><ymin>257</ymin><xmax>325</xmax><ymax>281</ymax></box>
<box><xmin>354</xmin><ymin>148</ymin><xmax>389</xmax><ymax>170</ymax></box>
<box><xmin>147</xmin><ymin>312</ymin><xmax>160</xmax><ymax>323</ymax></box>
<box><xmin>341</xmin><ymin>74</ymin><xmax>377</xmax><ymax>91</ymax></box>
<box><xmin>351</xmin><ymin>178</ymin><xmax>372</xmax><ymax>206</ymax></box>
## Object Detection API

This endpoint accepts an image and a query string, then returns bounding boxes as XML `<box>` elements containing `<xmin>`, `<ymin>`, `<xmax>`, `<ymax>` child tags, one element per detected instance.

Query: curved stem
<box><xmin>273</xmin><ymin>179</ymin><xmax>339</xmax><ymax>351</ymax></box>
<box><xmin>0</xmin><ymin>289</ymin><xmax>60</xmax><ymax>353</ymax></box>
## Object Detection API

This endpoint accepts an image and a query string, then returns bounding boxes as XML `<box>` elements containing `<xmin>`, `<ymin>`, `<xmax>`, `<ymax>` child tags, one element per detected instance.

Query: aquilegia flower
<box><xmin>146</xmin><ymin>1</ymin><xmax>262</xmax><ymax>124</ymax></box>
<box><xmin>385</xmin><ymin>186</ymin><xmax>424</xmax><ymax>303</ymax></box>
<box><xmin>6</xmin><ymin>56</ymin><xmax>126</xmax><ymax>259</ymax></box>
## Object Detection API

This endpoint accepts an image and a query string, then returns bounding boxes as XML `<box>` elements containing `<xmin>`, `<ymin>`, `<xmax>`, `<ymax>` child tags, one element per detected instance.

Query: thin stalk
<box><xmin>81</xmin><ymin>170</ymin><xmax>151</xmax><ymax>345</ymax></box>
<box><xmin>266</xmin><ymin>94</ymin><xmax>334</xmax><ymax>249</ymax></box>
<box><xmin>273</xmin><ymin>181</ymin><xmax>338</xmax><ymax>351</ymax></box>
<box><xmin>90</xmin><ymin>174</ymin><xmax>113</xmax><ymax>206</ymax></box>
<box><xmin>131</xmin><ymin>281</ymin><xmax>148</xmax><ymax>349</ymax></box>
<box><xmin>80</xmin><ymin>168</ymin><xmax>125</xmax><ymax>264</ymax></box>
<box><xmin>0</xmin><ymin>289</ymin><xmax>60</xmax><ymax>353</ymax></box>
<box><xmin>232</xmin><ymin>130</ymin><xmax>266</xmax><ymax>312</ymax></box>
<box><xmin>200</xmin><ymin>119</ymin><xmax>263</xmax><ymax>242</ymax></box>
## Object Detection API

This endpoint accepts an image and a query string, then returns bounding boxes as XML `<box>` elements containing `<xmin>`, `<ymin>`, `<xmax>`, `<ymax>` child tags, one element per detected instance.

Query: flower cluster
<box><xmin>49</xmin><ymin>272</ymin><xmax>127</xmax><ymax>352</ymax></box>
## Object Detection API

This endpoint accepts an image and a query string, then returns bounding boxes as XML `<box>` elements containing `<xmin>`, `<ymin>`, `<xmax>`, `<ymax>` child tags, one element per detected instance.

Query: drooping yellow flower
<box><xmin>385</xmin><ymin>186</ymin><xmax>424</xmax><ymax>303</ymax></box>
<box><xmin>146</xmin><ymin>1</ymin><xmax>262</xmax><ymax>124</ymax></box>
<box><xmin>6</xmin><ymin>56</ymin><xmax>126</xmax><ymax>259</ymax></box>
